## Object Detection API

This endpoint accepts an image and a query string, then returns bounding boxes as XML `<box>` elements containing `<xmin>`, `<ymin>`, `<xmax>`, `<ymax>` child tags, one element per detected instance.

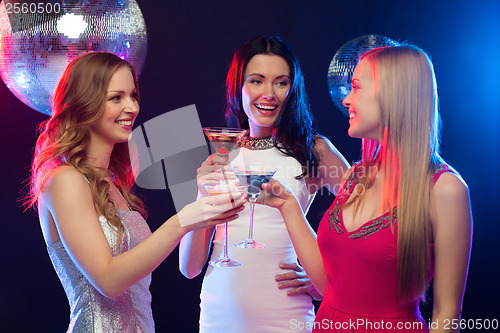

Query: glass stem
<box><xmin>222</xmin><ymin>222</ymin><xmax>229</xmax><ymax>260</ymax></box>
<box><xmin>248</xmin><ymin>196</ymin><xmax>257</xmax><ymax>241</ymax></box>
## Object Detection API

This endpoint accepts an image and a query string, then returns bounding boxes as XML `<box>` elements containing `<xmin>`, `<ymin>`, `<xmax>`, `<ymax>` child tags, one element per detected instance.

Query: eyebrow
<box><xmin>246</xmin><ymin>73</ymin><xmax>291</xmax><ymax>79</ymax></box>
<box><xmin>107</xmin><ymin>89</ymin><xmax>136</xmax><ymax>93</ymax></box>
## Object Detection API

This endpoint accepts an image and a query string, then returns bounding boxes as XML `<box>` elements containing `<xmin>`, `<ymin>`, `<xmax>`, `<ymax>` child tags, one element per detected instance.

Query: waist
<box><xmin>323</xmin><ymin>287</ymin><xmax>421</xmax><ymax>319</ymax></box>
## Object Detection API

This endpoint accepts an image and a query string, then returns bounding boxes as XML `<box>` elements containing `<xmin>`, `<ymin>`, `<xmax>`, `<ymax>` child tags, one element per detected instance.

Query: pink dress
<box><xmin>315</xmin><ymin>163</ymin><xmax>452</xmax><ymax>332</ymax></box>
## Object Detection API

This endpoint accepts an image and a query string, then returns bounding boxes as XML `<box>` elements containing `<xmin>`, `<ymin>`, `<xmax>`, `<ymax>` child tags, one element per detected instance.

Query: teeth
<box><xmin>116</xmin><ymin>120</ymin><xmax>132</xmax><ymax>126</ymax></box>
<box><xmin>255</xmin><ymin>104</ymin><xmax>277</xmax><ymax>111</ymax></box>
<box><xmin>349</xmin><ymin>112</ymin><xmax>356</xmax><ymax>119</ymax></box>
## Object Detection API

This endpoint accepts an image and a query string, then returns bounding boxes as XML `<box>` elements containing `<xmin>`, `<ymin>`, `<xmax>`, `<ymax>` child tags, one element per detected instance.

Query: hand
<box><xmin>197</xmin><ymin>154</ymin><xmax>236</xmax><ymax>195</ymax></box>
<box><xmin>256</xmin><ymin>179</ymin><xmax>296</xmax><ymax>210</ymax></box>
<box><xmin>275</xmin><ymin>263</ymin><xmax>323</xmax><ymax>301</ymax></box>
<box><xmin>177</xmin><ymin>193</ymin><xmax>246</xmax><ymax>229</ymax></box>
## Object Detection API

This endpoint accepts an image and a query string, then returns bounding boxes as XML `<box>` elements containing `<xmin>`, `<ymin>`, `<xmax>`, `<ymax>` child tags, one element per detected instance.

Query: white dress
<box><xmin>199</xmin><ymin>145</ymin><xmax>316</xmax><ymax>333</ymax></box>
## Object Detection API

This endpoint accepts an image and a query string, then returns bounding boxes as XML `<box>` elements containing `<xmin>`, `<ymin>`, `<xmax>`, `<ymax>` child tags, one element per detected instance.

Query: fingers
<box><xmin>208</xmin><ymin>204</ymin><xmax>245</xmax><ymax>224</ymax></box>
<box><xmin>204</xmin><ymin>153</ymin><xmax>230</xmax><ymax>167</ymax></box>
<box><xmin>277</xmin><ymin>277</ymin><xmax>309</xmax><ymax>293</ymax></box>
<box><xmin>198</xmin><ymin>164</ymin><xmax>233</xmax><ymax>176</ymax></box>
<box><xmin>211</xmin><ymin>200</ymin><xmax>246</xmax><ymax>219</ymax></box>
<box><xmin>203</xmin><ymin>192</ymin><xmax>246</xmax><ymax>208</ymax></box>
<box><xmin>178</xmin><ymin>195</ymin><xmax>246</xmax><ymax>228</ymax></box>
<box><xmin>261</xmin><ymin>179</ymin><xmax>292</xmax><ymax>199</ymax></box>
<box><xmin>275</xmin><ymin>270</ymin><xmax>305</xmax><ymax>282</ymax></box>
<box><xmin>286</xmin><ymin>285</ymin><xmax>311</xmax><ymax>296</ymax></box>
<box><xmin>198</xmin><ymin>170</ymin><xmax>236</xmax><ymax>186</ymax></box>
<box><xmin>279</xmin><ymin>262</ymin><xmax>302</xmax><ymax>272</ymax></box>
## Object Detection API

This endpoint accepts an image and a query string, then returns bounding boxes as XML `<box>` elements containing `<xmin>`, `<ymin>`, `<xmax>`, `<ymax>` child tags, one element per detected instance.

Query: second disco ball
<box><xmin>327</xmin><ymin>35</ymin><xmax>399</xmax><ymax>116</ymax></box>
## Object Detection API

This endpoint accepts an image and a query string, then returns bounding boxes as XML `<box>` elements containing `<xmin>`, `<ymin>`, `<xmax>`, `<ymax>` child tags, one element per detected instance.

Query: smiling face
<box><xmin>342</xmin><ymin>58</ymin><xmax>382</xmax><ymax>141</ymax></box>
<box><xmin>89</xmin><ymin>65</ymin><xmax>139</xmax><ymax>147</ymax></box>
<box><xmin>241</xmin><ymin>54</ymin><xmax>291</xmax><ymax>137</ymax></box>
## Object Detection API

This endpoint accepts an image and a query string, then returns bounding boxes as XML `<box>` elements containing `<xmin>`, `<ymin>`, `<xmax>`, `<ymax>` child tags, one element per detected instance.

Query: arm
<box><xmin>179</xmin><ymin>228</ymin><xmax>215</xmax><ymax>279</ymax></box>
<box><xmin>260</xmin><ymin>180</ymin><xmax>328</xmax><ymax>295</ymax></box>
<box><xmin>306</xmin><ymin>135</ymin><xmax>350</xmax><ymax>195</ymax></box>
<box><xmin>277</xmin><ymin>136</ymin><xmax>349</xmax><ymax>297</ymax></box>
<box><xmin>42</xmin><ymin>166</ymin><xmax>244</xmax><ymax>299</ymax></box>
<box><xmin>179</xmin><ymin>153</ymin><xmax>234</xmax><ymax>278</ymax></box>
<box><xmin>429</xmin><ymin>173</ymin><xmax>472</xmax><ymax>333</ymax></box>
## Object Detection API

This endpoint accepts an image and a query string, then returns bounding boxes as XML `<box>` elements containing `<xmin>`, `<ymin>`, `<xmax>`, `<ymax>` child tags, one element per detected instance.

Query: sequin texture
<box><xmin>47</xmin><ymin>209</ymin><xmax>154</xmax><ymax>332</ymax></box>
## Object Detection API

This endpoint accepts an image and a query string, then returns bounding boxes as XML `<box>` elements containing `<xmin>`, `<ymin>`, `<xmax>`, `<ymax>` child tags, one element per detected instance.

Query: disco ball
<box><xmin>0</xmin><ymin>0</ymin><xmax>148</xmax><ymax>115</ymax></box>
<box><xmin>327</xmin><ymin>35</ymin><xmax>399</xmax><ymax>116</ymax></box>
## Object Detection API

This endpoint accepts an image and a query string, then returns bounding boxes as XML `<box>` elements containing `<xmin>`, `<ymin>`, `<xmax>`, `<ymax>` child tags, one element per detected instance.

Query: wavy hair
<box><xmin>224</xmin><ymin>36</ymin><xmax>319</xmax><ymax>178</ymax></box>
<box><xmin>349</xmin><ymin>45</ymin><xmax>442</xmax><ymax>302</ymax></box>
<box><xmin>26</xmin><ymin>52</ymin><xmax>146</xmax><ymax>244</ymax></box>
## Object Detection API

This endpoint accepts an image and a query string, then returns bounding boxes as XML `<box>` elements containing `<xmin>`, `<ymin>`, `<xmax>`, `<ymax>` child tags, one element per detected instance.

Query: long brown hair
<box><xmin>27</xmin><ymin>52</ymin><xmax>146</xmax><ymax>244</ymax></box>
<box><xmin>348</xmin><ymin>45</ymin><xmax>442</xmax><ymax>302</ymax></box>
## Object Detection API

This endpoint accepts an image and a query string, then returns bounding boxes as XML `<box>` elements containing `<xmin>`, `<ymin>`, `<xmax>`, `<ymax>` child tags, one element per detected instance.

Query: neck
<box><xmin>86</xmin><ymin>137</ymin><xmax>114</xmax><ymax>170</ymax></box>
<box><xmin>248</xmin><ymin>125</ymin><xmax>273</xmax><ymax>138</ymax></box>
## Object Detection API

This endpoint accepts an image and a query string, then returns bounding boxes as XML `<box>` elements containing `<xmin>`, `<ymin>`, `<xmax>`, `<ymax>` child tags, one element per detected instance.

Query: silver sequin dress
<box><xmin>47</xmin><ymin>209</ymin><xmax>154</xmax><ymax>333</ymax></box>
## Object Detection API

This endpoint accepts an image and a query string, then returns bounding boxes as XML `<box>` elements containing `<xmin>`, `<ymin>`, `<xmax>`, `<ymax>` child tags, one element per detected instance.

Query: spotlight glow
<box><xmin>57</xmin><ymin>14</ymin><xmax>88</xmax><ymax>39</ymax></box>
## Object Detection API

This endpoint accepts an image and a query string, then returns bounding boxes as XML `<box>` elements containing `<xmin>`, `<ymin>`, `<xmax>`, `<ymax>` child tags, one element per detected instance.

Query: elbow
<box><xmin>432</xmin><ymin>303</ymin><xmax>464</xmax><ymax>321</ymax></box>
<box><xmin>93</xmin><ymin>278</ymin><xmax>128</xmax><ymax>300</ymax></box>
<box><xmin>96</xmin><ymin>284</ymin><xmax>126</xmax><ymax>300</ymax></box>
<box><xmin>179</xmin><ymin>262</ymin><xmax>202</xmax><ymax>279</ymax></box>
<box><xmin>103</xmin><ymin>290</ymin><xmax>123</xmax><ymax>300</ymax></box>
<box><xmin>317</xmin><ymin>285</ymin><xmax>327</xmax><ymax>298</ymax></box>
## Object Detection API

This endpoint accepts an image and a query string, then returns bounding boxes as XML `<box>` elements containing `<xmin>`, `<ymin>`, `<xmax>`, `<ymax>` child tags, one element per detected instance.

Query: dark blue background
<box><xmin>1</xmin><ymin>0</ymin><xmax>499</xmax><ymax>332</ymax></box>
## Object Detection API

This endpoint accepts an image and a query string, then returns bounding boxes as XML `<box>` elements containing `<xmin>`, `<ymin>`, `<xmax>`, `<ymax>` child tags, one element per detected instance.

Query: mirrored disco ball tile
<box><xmin>0</xmin><ymin>0</ymin><xmax>147</xmax><ymax>115</ymax></box>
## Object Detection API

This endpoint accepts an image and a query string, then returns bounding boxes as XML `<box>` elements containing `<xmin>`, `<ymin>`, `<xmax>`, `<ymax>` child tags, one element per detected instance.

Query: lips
<box><xmin>115</xmin><ymin>119</ymin><xmax>133</xmax><ymax>127</ymax></box>
<box><xmin>254</xmin><ymin>103</ymin><xmax>278</xmax><ymax>115</ymax></box>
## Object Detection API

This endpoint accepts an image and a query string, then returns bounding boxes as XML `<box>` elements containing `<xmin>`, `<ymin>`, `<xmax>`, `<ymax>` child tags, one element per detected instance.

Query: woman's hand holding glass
<box><xmin>255</xmin><ymin>179</ymin><xmax>297</xmax><ymax>211</ymax></box>
<box><xmin>177</xmin><ymin>192</ymin><xmax>245</xmax><ymax>230</ymax></box>
<box><xmin>197</xmin><ymin>154</ymin><xmax>236</xmax><ymax>196</ymax></box>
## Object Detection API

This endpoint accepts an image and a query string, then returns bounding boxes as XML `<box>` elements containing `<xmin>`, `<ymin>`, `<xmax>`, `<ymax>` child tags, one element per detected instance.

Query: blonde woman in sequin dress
<box><xmin>179</xmin><ymin>36</ymin><xmax>350</xmax><ymax>332</ymax></box>
<box><xmin>26</xmin><ymin>52</ymin><xmax>245</xmax><ymax>333</ymax></box>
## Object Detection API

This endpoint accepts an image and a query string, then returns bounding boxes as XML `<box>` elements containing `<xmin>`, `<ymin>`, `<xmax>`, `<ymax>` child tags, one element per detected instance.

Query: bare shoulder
<box><xmin>41</xmin><ymin>165</ymin><xmax>92</xmax><ymax>205</ymax></box>
<box><xmin>314</xmin><ymin>135</ymin><xmax>337</xmax><ymax>155</ymax></box>
<box><xmin>432</xmin><ymin>172</ymin><xmax>470</xmax><ymax>204</ymax></box>
<box><xmin>431</xmin><ymin>171</ymin><xmax>472</xmax><ymax>231</ymax></box>
<box><xmin>305</xmin><ymin>135</ymin><xmax>350</xmax><ymax>195</ymax></box>
<box><xmin>314</xmin><ymin>135</ymin><xmax>349</xmax><ymax>167</ymax></box>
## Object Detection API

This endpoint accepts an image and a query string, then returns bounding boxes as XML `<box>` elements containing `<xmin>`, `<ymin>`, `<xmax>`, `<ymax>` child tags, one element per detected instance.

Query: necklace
<box><xmin>239</xmin><ymin>132</ymin><xmax>275</xmax><ymax>150</ymax></box>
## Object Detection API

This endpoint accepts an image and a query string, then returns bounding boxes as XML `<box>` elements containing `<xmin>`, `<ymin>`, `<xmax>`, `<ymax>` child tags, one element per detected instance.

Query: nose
<box><xmin>125</xmin><ymin>97</ymin><xmax>139</xmax><ymax>115</ymax></box>
<box><xmin>342</xmin><ymin>90</ymin><xmax>352</xmax><ymax>107</ymax></box>
<box><xmin>261</xmin><ymin>83</ymin><xmax>275</xmax><ymax>100</ymax></box>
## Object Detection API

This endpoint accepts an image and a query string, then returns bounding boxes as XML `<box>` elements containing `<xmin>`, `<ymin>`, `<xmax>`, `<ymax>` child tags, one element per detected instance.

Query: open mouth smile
<box><xmin>255</xmin><ymin>103</ymin><xmax>278</xmax><ymax>113</ymax></box>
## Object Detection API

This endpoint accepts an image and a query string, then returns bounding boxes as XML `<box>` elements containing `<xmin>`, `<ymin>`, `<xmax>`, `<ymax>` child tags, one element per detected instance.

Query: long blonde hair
<box><xmin>351</xmin><ymin>45</ymin><xmax>442</xmax><ymax>302</ymax></box>
<box><xmin>27</xmin><ymin>52</ymin><xmax>146</xmax><ymax>244</ymax></box>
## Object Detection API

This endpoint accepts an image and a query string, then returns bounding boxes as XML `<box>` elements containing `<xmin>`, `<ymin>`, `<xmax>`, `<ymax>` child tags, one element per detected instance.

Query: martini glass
<box><xmin>232</xmin><ymin>166</ymin><xmax>276</xmax><ymax>249</ymax></box>
<box><xmin>202</xmin><ymin>127</ymin><xmax>246</xmax><ymax>160</ymax></box>
<box><xmin>202</xmin><ymin>182</ymin><xmax>245</xmax><ymax>267</ymax></box>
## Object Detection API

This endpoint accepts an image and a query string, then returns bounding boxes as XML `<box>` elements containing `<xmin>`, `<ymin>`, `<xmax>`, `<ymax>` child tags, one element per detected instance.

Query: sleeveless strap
<box><xmin>82</xmin><ymin>174</ymin><xmax>132</xmax><ymax>211</ymax></box>
<box><xmin>433</xmin><ymin>164</ymin><xmax>453</xmax><ymax>184</ymax></box>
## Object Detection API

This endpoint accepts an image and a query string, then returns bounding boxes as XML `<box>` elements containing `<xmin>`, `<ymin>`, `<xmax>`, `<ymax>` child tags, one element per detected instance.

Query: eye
<box><xmin>276</xmin><ymin>80</ymin><xmax>289</xmax><ymax>87</ymax></box>
<box><xmin>250</xmin><ymin>79</ymin><xmax>262</xmax><ymax>84</ymax></box>
<box><xmin>109</xmin><ymin>95</ymin><xmax>121</xmax><ymax>101</ymax></box>
<box><xmin>131</xmin><ymin>92</ymin><xmax>138</xmax><ymax>101</ymax></box>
